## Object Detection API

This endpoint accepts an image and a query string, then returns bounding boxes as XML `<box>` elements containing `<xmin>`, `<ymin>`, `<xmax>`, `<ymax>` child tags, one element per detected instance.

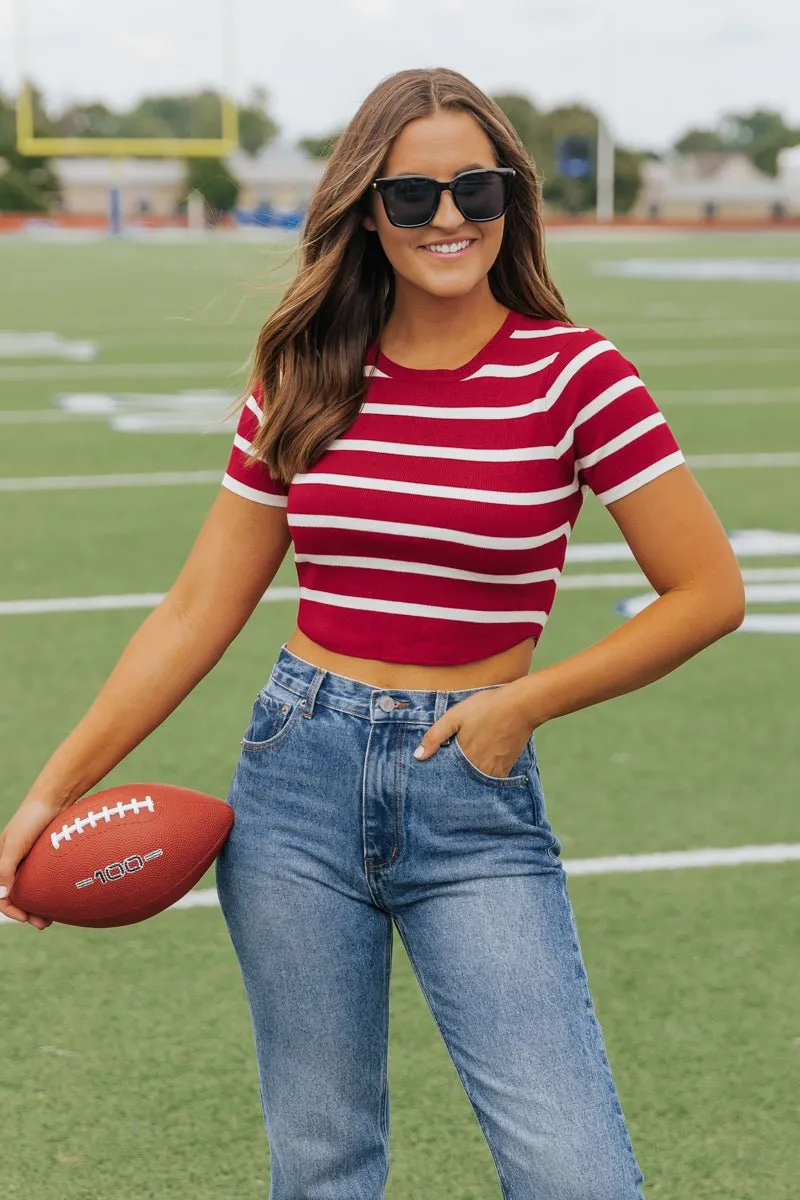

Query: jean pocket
<box><xmin>241</xmin><ymin>688</ymin><xmax>300</xmax><ymax>752</ymax></box>
<box><xmin>451</xmin><ymin>733</ymin><xmax>531</xmax><ymax>787</ymax></box>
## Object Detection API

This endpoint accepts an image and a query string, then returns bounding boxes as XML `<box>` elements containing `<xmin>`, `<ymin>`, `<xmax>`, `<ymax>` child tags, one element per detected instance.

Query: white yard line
<box><xmin>0</xmin><ymin>470</ymin><xmax>222</xmax><ymax>492</ymax></box>
<box><xmin>1</xmin><ymin>570</ymin><xmax>798</xmax><ymax>616</ymax></box>
<box><xmin>2</xmin><ymin>390</ymin><xmax>800</xmax><ymax>429</ymax></box>
<box><xmin>659</xmin><ymin>389</ymin><xmax>800</xmax><ymax>406</ymax></box>
<box><xmin>2</xmin><ymin>842</ymin><xmax>799</xmax><ymax>927</ymax></box>
<box><xmin>0</xmin><ymin>452</ymin><xmax>799</xmax><ymax>494</ymax></box>
<box><xmin>0</xmin><ymin>362</ymin><xmax>243</xmax><ymax>383</ymax></box>
<box><xmin>636</xmin><ymin>348</ymin><xmax>800</xmax><ymax>365</ymax></box>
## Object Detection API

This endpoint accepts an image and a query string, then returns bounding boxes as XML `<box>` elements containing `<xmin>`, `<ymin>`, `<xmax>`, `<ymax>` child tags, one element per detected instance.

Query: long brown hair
<box><xmin>243</xmin><ymin>67</ymin><xmax>571</xmax><ymax>485</ymax></box>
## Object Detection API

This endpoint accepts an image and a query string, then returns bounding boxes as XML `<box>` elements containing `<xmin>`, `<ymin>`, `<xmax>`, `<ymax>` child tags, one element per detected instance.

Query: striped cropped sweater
<box><xmin>222</xmin><ymin>310</ymin><xmax>685</xmax><ymax>665</ymax></box>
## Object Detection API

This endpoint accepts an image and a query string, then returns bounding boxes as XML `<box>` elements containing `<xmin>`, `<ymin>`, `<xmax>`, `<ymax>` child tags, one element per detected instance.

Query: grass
<box><xmin>0</xmin><ymin>230</ymin><xmax>798</xmax><ymax>1199</ymax></box>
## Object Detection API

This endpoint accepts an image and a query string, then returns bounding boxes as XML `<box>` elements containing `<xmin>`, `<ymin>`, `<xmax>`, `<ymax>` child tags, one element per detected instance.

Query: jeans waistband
<box><xmin>268</xmin><ymin>644</ymin><xmax>507</xmax><ymax>724</ymax></box>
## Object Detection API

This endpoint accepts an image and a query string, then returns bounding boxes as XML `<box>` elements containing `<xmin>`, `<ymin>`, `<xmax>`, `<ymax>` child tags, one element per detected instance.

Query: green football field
<box><xmin>1</xmin><ymin>231</ymin><xmax>798</xmax><ymax>1199</ymax></box>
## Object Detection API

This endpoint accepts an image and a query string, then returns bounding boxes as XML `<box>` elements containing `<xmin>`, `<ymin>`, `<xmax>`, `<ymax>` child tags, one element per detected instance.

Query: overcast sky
<box><xmin>1</xmin><ymin>0</ymin><xmax>799</xmax><ymax>152</ymax></box>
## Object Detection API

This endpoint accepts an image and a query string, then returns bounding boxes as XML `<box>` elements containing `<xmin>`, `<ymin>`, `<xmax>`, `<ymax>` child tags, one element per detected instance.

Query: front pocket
<box><xmin>241</xmin><ymin>691</ymin><xmax>300</xmax><ymax>752</ymax></box>
<box><xmin>451</xmin><ymin>734</ymin><xmax>530</xmax><ymax>787</ymax></box>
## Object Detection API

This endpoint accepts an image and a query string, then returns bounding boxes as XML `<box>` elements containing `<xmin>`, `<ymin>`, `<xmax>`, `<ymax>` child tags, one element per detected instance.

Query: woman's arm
<box><xmin>510</xmin><ymin>464</ymin><xmax>746</xmax><ymax>728</ymax></box>
<box><xmin>23</xmin><ymin>488</ymin><xmax>292</xmax><ymax>811</ymax></box>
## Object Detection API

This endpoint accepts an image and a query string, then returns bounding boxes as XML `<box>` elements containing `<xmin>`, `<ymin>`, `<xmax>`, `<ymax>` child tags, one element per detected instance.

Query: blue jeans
<box><xmin>216</xmin><ymin>645</ymin><xmax>645</xmax><ymax>1200</ymax></box>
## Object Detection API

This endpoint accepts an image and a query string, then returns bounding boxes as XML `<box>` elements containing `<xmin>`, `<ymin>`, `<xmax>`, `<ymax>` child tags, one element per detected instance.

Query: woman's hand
<box><xmin>0</xmin><ymin>796</ymin><xmax>64</xmax><ymax>930</ymax></box>
<box><xmin>413</xmin><ymin>679</ymin><xmax>536</xmax><ymax>778</ymax></box>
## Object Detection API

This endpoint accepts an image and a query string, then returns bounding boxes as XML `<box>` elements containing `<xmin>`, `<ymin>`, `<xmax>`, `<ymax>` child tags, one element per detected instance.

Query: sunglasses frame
<box><xmin>371</xmin><ymin>167</ymin><xmax>516</xmax><ymax>228</ymax></box>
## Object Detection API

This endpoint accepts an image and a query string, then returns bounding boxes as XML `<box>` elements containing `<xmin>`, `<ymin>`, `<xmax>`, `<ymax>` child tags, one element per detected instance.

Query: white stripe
<box><xmin>462</xmin><ymin>352</ymin><xmax>557</xmax><ymax>381</ymax></box>
<box><xmin>245</xmin><ymin>394</ymin><xmax>264</xmax><ymax>424</ymax></box>
<box><xmin>0</xmin><ymin>471</ymin><xmax>222</xmax><ymax>492</ymax></box>
<box><xmin>510</xmin><ymin>326</ymin><xmax>589</xmax><ymax>339</ymax></box>
<box><xmin>570</xmin><ymin>376</ymin><xmax>646</xmax><ymax>429</ymax></box>
<box><xmin>364</xmin><ymin>364</ymin><xmax>391</xmax><ymax>378</ymax></box>
<box><xmin>546</xmin><ymin>339</ymin><xmax>616</xmax><ymax>404</ymax></box>
<box><xmin>291</xmin><ymin>471</ymin><xmax>580</xmax><ymax>506</ymax></box>
<box><xmin>293</xmin><ymin>553</ymin><xmax>562</xmax><ymax>586</ymax></box>
<box><xmin>326</xmin><ymin>437</ymin><xmax>557</xmax><ymax>462</ymax></box>
<box><xmin>361</xmin><ymin>398</ymin><xmax>543</xmax><ymax>420</ymax></box>
<box><xmin>288</xmin><ymin>513</ymin><xmax>573</xmax><ymax>551</ymax></box>
<box><xmin>576</xmin><ymin>413</ymin><xmax>666</xmax><ymax>471</ymax></box>
<box><xmin>6</xmin><ymin>843</ymin><xmax>798</xmax><ymax>925</ymax></box>
<box><xmin>233</xmin><ymin>433</ymin><xmax>254</xmax><ymax>455</ymax></box>
<box><xmin>553</xmin><ymin>377</ymin><xmax>646</xmax><ymax>458</ymax></box>
<box><xmin>298</xmin><ymin>586</ymin><xmax>549</xmax><ymax>624</ymax></box>
<box><xmin>594</xmin><ymin>452</ymin><xmax>686</xmax><ymax>505</ymax></box>
<box><xmin>221</xmin><ymin>473</ymin><xmax>288</xmax><ymax>506</ymax></box>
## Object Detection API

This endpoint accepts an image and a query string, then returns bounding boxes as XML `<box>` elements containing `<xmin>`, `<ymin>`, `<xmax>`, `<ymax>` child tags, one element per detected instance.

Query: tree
<box><xmin>492</xmin><ymin>94</ymin><xmax>644</xmax><ymax>215</ymax></box>
<box><xmin>491</xmin><ymin>93</ymin><xmax>544</xmax><ymax>155</ymax></box>
<box><xmin>674</xmin><ymin>129</ymin><xmax>727</xmax><ymax>155</ymax></box>
<box><xmin>185</xmin><ymin>157</ymin><xmax>240</xmax><ymax>221</ymax></box>
<box><xmin>673</xmin><ymin>109</ymin><xmax>800</xmax><ymax>176</ymax></box>
<box><xmin>298</xmin><ymin>129</ymin><xmax>344</xmax><ymax>159</ymax></box>
<box><xmin>0</xmin><ymin>86</ymin><xmax>61</xmax><ymax>209</ymax></box>
<box><xmin>0</xmin><ymin>168</ymin><xmax>48</xmax><ymax>212</ymax></box>
<box><xmin>238</xmin><ymin>87</ymin><xmax>279</xmax><ymax>157</ymax></box>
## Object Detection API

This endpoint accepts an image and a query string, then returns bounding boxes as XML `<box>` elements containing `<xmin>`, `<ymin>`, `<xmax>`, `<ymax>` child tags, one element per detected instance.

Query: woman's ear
<box><xmin>362</xmin><ymin>212</ymin><xmax>378</xmax><ymax>232</ymax></box>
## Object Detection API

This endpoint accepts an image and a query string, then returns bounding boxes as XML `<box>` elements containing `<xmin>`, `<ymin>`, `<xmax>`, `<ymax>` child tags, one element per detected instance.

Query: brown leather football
<box><xmin>10</xmin><ymin>783</ymin><xmax>233</xmax><ymax>928</ymax></box>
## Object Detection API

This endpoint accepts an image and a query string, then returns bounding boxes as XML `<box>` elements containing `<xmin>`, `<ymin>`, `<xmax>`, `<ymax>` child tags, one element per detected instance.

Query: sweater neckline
<box><xmin>372</xmin><ymin>308</ymin><xmax>517</xmax><ymax>381</ymax></box>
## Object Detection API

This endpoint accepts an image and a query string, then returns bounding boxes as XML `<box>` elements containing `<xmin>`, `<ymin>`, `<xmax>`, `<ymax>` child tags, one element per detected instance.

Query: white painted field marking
<box><xmin>2</xmin><ymin>390</ymin><xmax>800</xmax><ymax>431</ymax></box>
<box><xmin>0</xmin><ymin>410</ymin><xmax>111</xmax><ymax>425</ymax></box>
<box><xmin>1</xmin><ymin>453</ymin><xmax>799</xmax><ymax>495</ymax></box>
<box><xmin>608</xmin><ymin>319</ymin><xmax>800</xmax><ymax>340</ymax></box>
<box><xmin>597</xmin><ymin>258</ymin><xmax>800</xmax><ymax>282</ymax></box>
<box><xmin>2</xmin><ymin>570</ymin><xmax>798</xmax><ymax>616</ymax></box>
<box><xmin>3</xmin><ymin>843</ymin><xmax>799</xmax><ymax>926</ymax></box>
<box><xmin>659</xmin><ymin>389</ymin><xmax>800</xmax><ymax>406</ymax></box>
<box><xmin>0</xmin><ymin>332</ymin><xmax>98</xmax><ymax>361</ymax></box>
<box><xmin>636</xmin><ymin>348</ymin><xmax>800</xmax><ymax>366</ymax></box>
<box><xmin>0</xmin><ymin>471</ymin><xmax>222</xmax><ymax>493</ymax></box>
<box><xmin>0</xmin><ymin>362</ymin><xmax>243</xmax><ymax>383</ymax></box>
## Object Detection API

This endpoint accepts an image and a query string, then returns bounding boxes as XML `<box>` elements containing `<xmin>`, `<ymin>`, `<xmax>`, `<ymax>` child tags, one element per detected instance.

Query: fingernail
<box><xmin>0</xmin><ymin>886</ymin><xmax>8</xmax><ymax>899</ymax></box>
<box><xmin>414</xmin><ymin>745</ymin><xmax>426</xmax><ymax>759</ymax></box>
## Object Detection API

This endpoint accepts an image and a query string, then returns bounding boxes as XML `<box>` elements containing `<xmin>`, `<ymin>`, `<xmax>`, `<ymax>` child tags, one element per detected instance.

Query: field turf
<box><xmin>0</xmin><ymin>231</ymin><xmax>798</xmax><ymax>1198</ymax></box>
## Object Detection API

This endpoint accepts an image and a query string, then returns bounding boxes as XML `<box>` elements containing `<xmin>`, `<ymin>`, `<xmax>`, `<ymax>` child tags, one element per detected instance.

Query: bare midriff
<box><xmin>285</xmin><ymin>626</ymin><xmax>536</xmax><ymax>691</ymax></box>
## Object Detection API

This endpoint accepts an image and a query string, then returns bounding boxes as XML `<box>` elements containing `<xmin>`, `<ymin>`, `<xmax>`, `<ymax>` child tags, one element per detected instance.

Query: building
<box><xmin>777</xmin><ymin>144</ymin><xmax>800</xmax><ymax>214</ymax></box>
<box><xmin>632</xmin><ymin>151</ymin><xmax>791</xmax><ymax>221</ymax></box>
<box><xmin>53</xmin><ymin>142</ymin><xmax>327</xmax><ymax>220</ymax></box>
<box><xmin>54</xmin><ymin>157</ymin><xmax>187</xmax><ymax>218</ymax></box>
<box><xmin>228</xmin><ymin>143</ymin><xmax>326</xmax><ymax>214</ymax></box>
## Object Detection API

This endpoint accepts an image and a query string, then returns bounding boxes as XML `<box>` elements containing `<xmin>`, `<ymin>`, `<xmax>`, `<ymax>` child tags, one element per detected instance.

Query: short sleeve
<box><xmin>545</xmin><ymin>331</ymin><xmax>685</xmax><ymax>506</ymax></box>
<box><xmin>221</xmin><ymin>382</ymin><xmax>289</xmax><ymax>507</ymax></box>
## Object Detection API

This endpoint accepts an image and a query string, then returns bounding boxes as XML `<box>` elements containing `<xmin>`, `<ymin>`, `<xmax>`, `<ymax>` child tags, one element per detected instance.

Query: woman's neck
<box><xmin>379</xmin><ymin>282</ymin><xmax>510</xmax><ymax>371</ymax></box>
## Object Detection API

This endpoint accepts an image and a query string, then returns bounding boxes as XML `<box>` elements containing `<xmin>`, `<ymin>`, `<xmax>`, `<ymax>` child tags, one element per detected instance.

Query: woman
<box><xmin>0</xmin><ymin>68</ymin><xmax>744</xmax><ymax>1199</ymax></box>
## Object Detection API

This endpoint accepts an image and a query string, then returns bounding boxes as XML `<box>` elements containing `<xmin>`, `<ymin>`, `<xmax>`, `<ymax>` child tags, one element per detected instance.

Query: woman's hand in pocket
<box><xmin>412</xmin><ymin>680</ymin><xmax>535</xmax><ymax>779</ymax></box>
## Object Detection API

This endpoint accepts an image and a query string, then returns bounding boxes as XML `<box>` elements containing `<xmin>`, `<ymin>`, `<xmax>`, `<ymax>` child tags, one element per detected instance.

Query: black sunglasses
<box><xmin>371</xmin><ymin>167</ymin><xmax>516</xmax><ymax>228</ymax></box>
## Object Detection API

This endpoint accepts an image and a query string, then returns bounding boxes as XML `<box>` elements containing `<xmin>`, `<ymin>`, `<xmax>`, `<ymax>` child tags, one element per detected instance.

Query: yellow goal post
<box><xmin>14</xmin><ymin>0</ymin><xmax>239</xmax><ymax>158</ymax></box>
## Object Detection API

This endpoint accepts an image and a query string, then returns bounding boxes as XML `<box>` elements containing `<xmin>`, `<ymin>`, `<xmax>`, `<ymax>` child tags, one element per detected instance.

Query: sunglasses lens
<box><xmin>382</xmin><ymin>177</ymin><xmax>438</xmax><ymax>227</ymax></box>
<box><xmin>453</xmin><ymin>171</ymin><xmax>509</xmax><ymax>221</ymax></box>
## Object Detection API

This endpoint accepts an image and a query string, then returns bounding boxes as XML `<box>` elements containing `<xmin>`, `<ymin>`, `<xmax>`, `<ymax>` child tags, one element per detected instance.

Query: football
<box><xmin>9</xmin><ymin>783</ymin><xmax>233</xmax><ymax>928</ymax></box>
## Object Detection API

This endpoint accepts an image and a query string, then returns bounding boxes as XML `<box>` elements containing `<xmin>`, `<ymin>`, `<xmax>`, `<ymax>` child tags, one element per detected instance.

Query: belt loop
<box><xmin>300</xmin><ymin>667</ymin><xmax>326</xmax><ymax>718</ymax></box>
<box><xmin>434</xmin><ymin>690</ymin><xmax>449</xmax><ymax>723</ymax></box>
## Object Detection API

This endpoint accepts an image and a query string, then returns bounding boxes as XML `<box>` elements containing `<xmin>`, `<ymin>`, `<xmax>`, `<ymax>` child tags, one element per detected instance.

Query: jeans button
<box><xmin>378</xmin><ymin>695</ymin><xmax>395</xmax><ymax>712</ymax></box>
